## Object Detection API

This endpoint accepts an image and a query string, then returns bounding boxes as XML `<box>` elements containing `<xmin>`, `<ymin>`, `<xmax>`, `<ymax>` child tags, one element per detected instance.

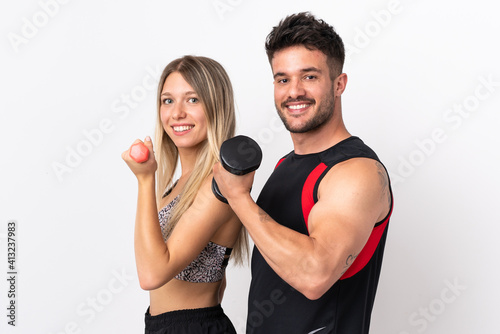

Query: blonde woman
<box><xmin>122</xmin><ymin>56</ymin><xmax>246</xmax><ymax>334</ymax></box>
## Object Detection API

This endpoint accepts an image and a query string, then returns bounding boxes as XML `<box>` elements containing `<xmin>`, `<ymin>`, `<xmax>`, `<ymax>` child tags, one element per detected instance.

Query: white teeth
<box><xmin>288</xmin><ymin>104</ymin><xmax>309</xmax><ymax>110</ymax></box>
<box><xmin>173</xmin><ymin>125</ymin><xmax>194</xmax><ymax>132</ymax></box>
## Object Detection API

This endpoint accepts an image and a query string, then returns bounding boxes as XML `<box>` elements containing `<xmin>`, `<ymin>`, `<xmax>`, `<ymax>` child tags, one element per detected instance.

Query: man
<box><xmin>213</xmin><ymin>12</ymin><xmax>393</xmax><ymax>334</ymax></box>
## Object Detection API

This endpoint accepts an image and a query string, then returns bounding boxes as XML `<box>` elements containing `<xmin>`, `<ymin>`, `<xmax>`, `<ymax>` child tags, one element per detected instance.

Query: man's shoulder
<box><xmin>323</xmin><ymin>157</ymin><xmax>382</xmax><ymax>187</ymax></box>
<box><xmin>319</xmin><ymin>136</ymin><xmax>379</xmax><ymax>166</ymax></box>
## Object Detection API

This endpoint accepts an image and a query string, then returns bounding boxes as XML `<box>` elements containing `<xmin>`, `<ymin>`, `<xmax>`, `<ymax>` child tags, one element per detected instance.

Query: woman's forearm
<box><xmin>134</xmin><ymin>175</ymin><xmax>170</xmax><ymax>289</ymax></box>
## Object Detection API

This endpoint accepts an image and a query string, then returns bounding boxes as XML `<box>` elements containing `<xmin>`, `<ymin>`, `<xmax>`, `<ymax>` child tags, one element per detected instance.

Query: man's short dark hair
<box><xmin>265</xmin><ymin>12</ymin><xmax>345</xmax><ymax>78</ymax></box>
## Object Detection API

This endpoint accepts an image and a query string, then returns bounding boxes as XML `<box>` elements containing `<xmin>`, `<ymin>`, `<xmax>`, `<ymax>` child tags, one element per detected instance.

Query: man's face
<box><xmin>272</xmin><ymin>45</ymin><xmax>336</xmax><ymax>134</ymax></box>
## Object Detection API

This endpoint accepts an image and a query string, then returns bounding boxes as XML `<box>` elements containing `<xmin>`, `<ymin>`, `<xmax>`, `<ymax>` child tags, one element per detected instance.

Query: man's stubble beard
<box><xmin>276</xmin><ymin>92</ymin><xmax>335</xmax><ymax>134</ymax></box>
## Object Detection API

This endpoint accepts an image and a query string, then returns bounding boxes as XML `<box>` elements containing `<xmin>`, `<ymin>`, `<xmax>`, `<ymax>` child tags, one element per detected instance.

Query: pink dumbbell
<box><xmin>129</xmin><ymin>142</ymin><xmax>149</xmax><ymax>163</ymax></box>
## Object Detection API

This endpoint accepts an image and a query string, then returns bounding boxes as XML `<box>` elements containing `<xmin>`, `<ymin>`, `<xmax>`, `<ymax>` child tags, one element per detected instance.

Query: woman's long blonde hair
<box><xmin>154</xmin><ymin>55</ymin><xmax>247</xmax><ymax>264</ymax></box>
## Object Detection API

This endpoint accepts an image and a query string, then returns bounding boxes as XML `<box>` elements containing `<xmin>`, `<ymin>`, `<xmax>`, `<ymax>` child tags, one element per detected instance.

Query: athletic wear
<box><xmin>158</xmin><ymin>195</ymin><xmax>232</xmax><ymax>283</ymax></box>
<box><xmin>247</xmin><ymin>136</ymin><xmax>392</xmax><ymax>334</ymax></box>
<box><xmin>158</xmin><ymin>195</ymin><xmax>180</xmax><ymax>239</ymax></box>
<box><xmin>145</xmin><ymin>304</ymin><xmax>237</xmax><ymax>334</ymax></box>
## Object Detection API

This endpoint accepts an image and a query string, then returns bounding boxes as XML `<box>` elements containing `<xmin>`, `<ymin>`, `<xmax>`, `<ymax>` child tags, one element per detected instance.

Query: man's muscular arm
<box><xmin>213</xmin><ymin>158</ymin><xmax>391</xmax><ymax>300</ymax></box>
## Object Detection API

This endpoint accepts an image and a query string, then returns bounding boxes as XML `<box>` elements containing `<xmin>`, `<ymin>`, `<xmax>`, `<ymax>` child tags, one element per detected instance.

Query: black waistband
<box><xmin>145</xmin><ymin>304</ymin><xmax>225</xmax><ymax>330</ymax></box>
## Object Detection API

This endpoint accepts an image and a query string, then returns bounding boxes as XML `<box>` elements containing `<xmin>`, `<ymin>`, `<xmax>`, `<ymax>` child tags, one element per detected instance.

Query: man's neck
<box><xmin>291</xmin><ymin>118</ymin><xmax>351</xmax><ymax>155</ymax></box>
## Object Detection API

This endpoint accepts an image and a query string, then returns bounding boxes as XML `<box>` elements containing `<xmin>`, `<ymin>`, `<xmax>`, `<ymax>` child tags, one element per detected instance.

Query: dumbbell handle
<box><xmin>212</xmin><ymin>179</ymin><xmax>229</xmax><ymax>204</ymax></box>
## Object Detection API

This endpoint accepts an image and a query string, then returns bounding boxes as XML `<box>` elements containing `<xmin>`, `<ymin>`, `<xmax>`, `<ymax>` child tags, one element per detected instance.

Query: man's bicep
<box><xmin>308</xmin><ymin>199</ymin><xmax>374</xmax><ymax>277</ymax></box>
<box><xmin>307</xmin><ymin>161</ymin><xmax>385</xmax><ymax>275</ymax></box>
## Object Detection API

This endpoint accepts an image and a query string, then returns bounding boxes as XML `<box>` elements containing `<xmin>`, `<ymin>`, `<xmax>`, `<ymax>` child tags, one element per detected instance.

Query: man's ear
<box><xmin>334</xmin><ymin>73</ymin><xmax>348</xmax><ymax>97</ymax></box>
<box><xmin>333</xmin><ymin>73</ymin><xmax>347</xmax><ymax>97</ymax></box>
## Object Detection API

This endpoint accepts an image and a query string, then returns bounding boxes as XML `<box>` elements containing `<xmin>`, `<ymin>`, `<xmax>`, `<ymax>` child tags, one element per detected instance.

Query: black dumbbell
<box><xmin>212</xmin><ymin>135</ymin><xmax>262</xmax><ymax>203</ymax></box>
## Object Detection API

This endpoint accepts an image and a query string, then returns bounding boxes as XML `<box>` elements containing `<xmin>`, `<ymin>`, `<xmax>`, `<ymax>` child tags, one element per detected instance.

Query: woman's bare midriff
<box><xmin>148</xmin><ymin>278</ymin><xmax>222</xmax><ymax>316</ymax></box>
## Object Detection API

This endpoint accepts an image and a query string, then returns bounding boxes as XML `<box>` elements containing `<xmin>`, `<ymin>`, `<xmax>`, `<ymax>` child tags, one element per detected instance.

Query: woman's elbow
<box><xmin>139</xmin><ymin>280</ymin><xmax>156</xmax><ymax>291</ymax></box>
<box><xmin>138</xmin><ymin>272</ymin><xmax>165</xmax><ymax>291</ymax></box>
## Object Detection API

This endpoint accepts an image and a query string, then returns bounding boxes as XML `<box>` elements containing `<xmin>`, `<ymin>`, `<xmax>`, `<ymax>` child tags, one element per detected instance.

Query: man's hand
<box><xmin>212</xmin><ymin>162</ymin><xmax>255</xmax><ymax>203</ymax></box>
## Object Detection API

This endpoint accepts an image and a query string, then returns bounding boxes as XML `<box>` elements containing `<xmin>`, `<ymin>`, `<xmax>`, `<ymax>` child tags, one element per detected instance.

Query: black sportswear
<box><xmin>247</xmin><ymin>137</ymin><xmax>392</xmax><ymax>334</ymax></box>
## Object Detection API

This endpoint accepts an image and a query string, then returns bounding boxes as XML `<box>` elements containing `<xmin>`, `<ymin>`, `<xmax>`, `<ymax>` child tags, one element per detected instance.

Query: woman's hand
<box><xmin>122</xmin><ymin>136</ymin><xmax>157</xmax><ymax>181</ymax></box>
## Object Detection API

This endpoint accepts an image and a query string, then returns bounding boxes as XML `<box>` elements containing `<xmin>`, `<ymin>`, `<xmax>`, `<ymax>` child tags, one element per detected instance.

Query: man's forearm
<box><xmin>227</xmin><ymin>193</ymin><xmax>324</xmax><ymax>296</ymax></box>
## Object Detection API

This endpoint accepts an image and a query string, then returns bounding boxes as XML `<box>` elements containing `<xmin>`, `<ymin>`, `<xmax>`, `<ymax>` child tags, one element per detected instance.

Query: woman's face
<box><xmin>159</xmin><ymin>72</ymin><xmax>208</xmax><ymax>151</ymax></box>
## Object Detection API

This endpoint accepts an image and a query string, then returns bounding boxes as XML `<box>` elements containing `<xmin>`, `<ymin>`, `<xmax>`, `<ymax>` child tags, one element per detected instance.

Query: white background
<box><xmin>1</xmin><ymin>0</ymin><xmax>499</xmax><ymax>333</ymax></box>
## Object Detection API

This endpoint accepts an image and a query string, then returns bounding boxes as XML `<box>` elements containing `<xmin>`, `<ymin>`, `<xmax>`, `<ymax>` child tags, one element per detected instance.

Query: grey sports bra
<box><xmin>158</xmin><ymin>195</ymin><xmax>232</xmax><ymax>283</ymax></box>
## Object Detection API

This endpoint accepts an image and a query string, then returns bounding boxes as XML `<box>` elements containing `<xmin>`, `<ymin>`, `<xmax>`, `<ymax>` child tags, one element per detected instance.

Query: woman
<box><xmin>122</xmin><ymin>56</ymin><xmax>247</xmax><ymax>334</ymax></box>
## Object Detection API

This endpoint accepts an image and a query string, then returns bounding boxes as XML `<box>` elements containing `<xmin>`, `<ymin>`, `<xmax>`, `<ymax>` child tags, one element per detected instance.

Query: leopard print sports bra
<box><xmin>158</xmin><ymin>195</ymin><xmax>232</xmax><ymax>283</ymax></box>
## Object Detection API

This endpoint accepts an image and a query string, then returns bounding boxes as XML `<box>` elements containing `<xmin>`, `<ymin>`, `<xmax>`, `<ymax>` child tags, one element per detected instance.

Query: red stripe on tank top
<box><xmin>301</xmin><ymin>163</ymin><xmax>328</xmax><ymax>234</ymax></box>
<box><xmin>275</xmin><ymin>157</ymin><xmax>286</xmax><ymax>169</ymax></box>
<box><xmin>340</xmin><ymin>204</ymin><xmax>392</xmax><ymax>279</ymax></box>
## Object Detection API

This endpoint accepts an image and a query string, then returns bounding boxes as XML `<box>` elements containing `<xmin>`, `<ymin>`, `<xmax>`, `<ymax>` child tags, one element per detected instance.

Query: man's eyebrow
<box><xmin>273</xmin><ymin>67</ymin><xmax>322</xmax><ymax>79</ymax></box>
<box><xmin>273</xmin><ymin>72</ymin><xmax>286</xmax><ymax>79</ymax></box>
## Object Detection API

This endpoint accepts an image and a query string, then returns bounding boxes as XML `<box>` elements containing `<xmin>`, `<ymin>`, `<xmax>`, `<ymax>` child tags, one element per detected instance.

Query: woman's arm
<box><xmin>149</xmin><ymin>179</ymin><xmax>236</xmax><ymax>289</ymax></box>
<box><xmin>123</xmin><ymin>139</ymin><xmax>236</xmax><ymax>290</ymax></box>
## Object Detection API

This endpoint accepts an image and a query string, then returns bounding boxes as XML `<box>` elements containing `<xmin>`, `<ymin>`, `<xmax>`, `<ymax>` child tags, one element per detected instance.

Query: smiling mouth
<box><xmin>283</xmin><ymin>98</ymin><xmax>315</xmax><ymax>113</ymax></box>
<box><xmin>172</xmin><ymin>125</ymin><xmax>194</xmax><ymax>132</ymax></box>
<box><xmin>287</xmin><ymin>103</ymin><xmax>311</xmax><ymax>110</ymax></box>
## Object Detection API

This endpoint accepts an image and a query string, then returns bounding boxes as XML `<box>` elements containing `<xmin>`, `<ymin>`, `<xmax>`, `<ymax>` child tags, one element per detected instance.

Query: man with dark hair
<box><xmin>265</xmin><ymin>12</ymin><xmax>345</xmax><ymax>81</ymax></box>
<box><xmin>214</xmin><ymin>12</ymin><xmax>393</xmax><ymax>334</ymax></box>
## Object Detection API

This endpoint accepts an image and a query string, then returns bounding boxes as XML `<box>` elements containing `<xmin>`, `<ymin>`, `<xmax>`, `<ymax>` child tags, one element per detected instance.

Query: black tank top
<box><xmin>247</xmin><ymin>136</ymin><xmax>392</xmax><ymax>334</ymax></box>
